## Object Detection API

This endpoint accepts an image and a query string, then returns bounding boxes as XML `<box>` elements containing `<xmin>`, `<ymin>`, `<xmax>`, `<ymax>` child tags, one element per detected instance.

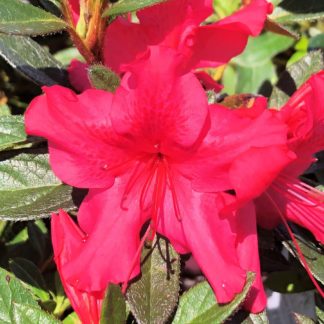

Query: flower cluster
<box><xmin>25</xmin><ymin>0</ymin><xmax>324</xmax><ymax>322</ymax></box>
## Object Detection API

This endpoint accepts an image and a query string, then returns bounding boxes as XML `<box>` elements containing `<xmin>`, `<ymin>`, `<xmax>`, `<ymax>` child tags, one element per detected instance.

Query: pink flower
<box><xmin>103</xmin><ymin>0</ymin><xmax>272</xmax><ymax>73</ymax></box>
<box><xmin>25</xmin><ymin>47</ymin><xmax>289</xmax><ymax>307</ymax></box>
<box><xmin>52</xmin><ymin>210</ymin><xmax>103</xmax><ymax>324</ymax></box>
<box><xmin>255</xmin><ymin>71</ymin><xmax>324</xmax><ymax>243</ymax></box>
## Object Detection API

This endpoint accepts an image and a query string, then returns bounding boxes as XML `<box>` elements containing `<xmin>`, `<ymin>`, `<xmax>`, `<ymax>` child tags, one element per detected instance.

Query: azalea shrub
<box><xmin>0</xmin><ymin>0</ymin><xmax>324</xmax><ymax>323</ymax></box>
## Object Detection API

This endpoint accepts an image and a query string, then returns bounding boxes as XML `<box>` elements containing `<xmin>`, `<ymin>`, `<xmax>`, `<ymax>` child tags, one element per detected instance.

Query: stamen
<box><xmin>163</xmin><ymin>159</ymin><xmax>182</xmax><ymax>221</ymax></box>
<box><xmin>264</xmin><ymin>192</ymin><xmax>324</xmax><ymax>298</ymax></box>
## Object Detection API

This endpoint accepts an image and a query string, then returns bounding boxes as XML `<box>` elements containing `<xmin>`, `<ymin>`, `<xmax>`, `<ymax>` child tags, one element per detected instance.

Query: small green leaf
<box><xmin>100</xmin><ymin>284</ymin><xmax>126</xmax><ymax>324</ymax></box>
<box><xmin>172</xmin><ymin>272</ymin><xmax>255</xmax><ymax>324</ymax></box>
<box><xmin>0</xmin><ymin>153</ymin><xmax>77</xmax><ymax>221</ymax></box>
<box><xmin>9</xmin><ymin>258</ymin><xmax>49</xmax><ymax>302</ymax></box>
<box><xmin>293</xmin><ymin>313</ymin><xmax>315</xmax><ymax>324</ymax></box>
<box><xmin>0</xmin><ymin>267</ymin><xmax>59</xmax><ymax>323</ymax></box>
<box><xmin>0</xmin><ymin>34</ymin><xmax>68</xmax><ymax>86</ymax></box>
<box><xmin>0</xmin><ymin>115</ymin><xmax>26</xmax><ymax>151</ymax></box>
<box><xmin>0</xmin><ymin>0</ymin><xmax>67</xmax><ymax>36</ymax></box>
<box><xmin>88</xmin><ymin>65</ymin><xmax>121</xmax><ymax>92</ymax></box>
<box><xmin>104</xmin><ymin>0</ymin><xmax>167</xmax><ymax>17</ymax></box>
<box><xmin>242</xmin><ymin>311</ymin><xmax>269</xmax><ymax>324</ymax></box>
<box><xmin>269</xmin><ymin>51</ymin><xmax>324</xmax><ymax>107</ymax></box>
<box><xmin>126</xmin><ymin>236</ymin><xmax>180</xmax><ymax>324</ymax></box>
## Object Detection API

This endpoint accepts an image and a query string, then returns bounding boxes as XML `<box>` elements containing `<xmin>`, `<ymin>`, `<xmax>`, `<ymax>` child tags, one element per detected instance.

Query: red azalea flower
<box><xmin>25</xmin><ymin>47</ymin><xmax>289</xmax><ymax>308</ymax></box>
<box><xmin>68</xmin><ymin>0</ymin><xmax>272</xmax><ymax>91</ymax></box>
<box><xmin>103</xmin><ymin>0</ymin><xmax>272</xmax><ymax>72</ymax></box>
<box><xmin>52</xmin><ymin>210</ymin><xmax>104</xmax><ymax>324</ymax></box>
<box><xmin>230</xmin><ymin>72</ymin><xmax>324</xmax><ymax>312</ymax></box>
<box><xmin>255</xmin><ymin>71</ymin><xmax>324</xmax><ymax>243</ymax></box>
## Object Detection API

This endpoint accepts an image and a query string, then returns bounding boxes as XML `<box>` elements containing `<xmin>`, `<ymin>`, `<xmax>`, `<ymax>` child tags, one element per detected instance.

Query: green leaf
<box><xmin>0</xmin><ymin>115</ymin><xmax>26</xmax><ymax>151</ymax></box>
<box><xmin>172</xmin><ymin>272</ymin><xmax>255</xmax><ymax>324</ymax></box>
<box><xmin>242</xmin><ymin>311</ymin><xmax>269</xmax><ymax>324</ymax></box>
<box><xmin>100</xmin><ymin>284</ymin><xmax>126</xmax><ymax>324</ymax></box>
<box><xmin>0</xmin><ymin>0</ymin><xmax>67</xmax><ymax>36</ymax></box>
<box><xmin>27</xmin><ymin>221</ymin><xmax>49</xmax><ymax>262</ymax></box>
<box><xmin>271</xmin><ymin>0</ymin><xmax>324</xmax><ymax>23</ymax></box>
<box><xmin>104</xmin><ymin>0</ymin><xmax>167</xmax><ymax>17</ymax></box>
<box><xmin>0</xmin><ymin>267</ymin><xmax>59</xmax><ymax>323</ymax></box>
<box><xmin>293</xmin><ymin>313</ymin><xmax>315</xmax><ymax>324</ymax></box>
<box><xmin>283</xmin><ymin>237</ymin><xmax>324</xmax><ymax>285</ymax></box>
<box><xmin>225</xmin><ymin>32</ymin><xmax>294</xmax><ymax>94</ymax></box>
<box><xmin>12</xmin><ymin>303</ymin><xmax>61</xmax><ymax>324</ymax></box>
<box><xmin>0</xmin><ymin>34</ymin><xmax>68</xmax><ymax>86</ymax></box>
<box><xmin>126</xmin><ymin>236</ymin><xmax>180</xmax><ymax>324</ymax></box>
<box><xmin>9</xmin><ymin>258</ymin><xmax>49</xmax><ymax>302</ymax></box>
<box><xmin>269</xmin><ymin>51</ymin><xmax>324</xmax><ymax>107</ymax></box>
<box><xmin>88</xmin><ymin>65</ymin><xmax>121</xmax><ymax>92</ymax></box>
<box><xmin>0</xmin><ymin>153</ymin><xmax>77</xmax><ymax>221</ymax></box>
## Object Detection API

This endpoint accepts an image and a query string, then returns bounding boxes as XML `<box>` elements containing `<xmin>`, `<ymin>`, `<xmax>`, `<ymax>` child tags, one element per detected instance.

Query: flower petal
<box><xmin>25</xmin><ymin>86</ymin><xmax>128</xmax><ymax>188</ymax></box>
<box><xmin>163</xmin><ymin>175</ymin><xmax>246</xmax><ymax>303</ymax></box>
<box><xmin>235</xmin><ymin>202</ymin><xmax>267</xmax><ymax>313</ymax></box>
<box><xmin>62</xmin><ymin>176</ymin><xmax>150</xmax><ymax>292</ymax></box>
<box><xmin>111</xmin><ymin>47</ymin><xmax>209</xmax><ymax>152</ymax></box>
<box><xmin>188</xmin><ymin>0</ymin><xmax>272</xmax><ymax>68</ymax></box>
<box><xmin>51</xmin><ymin>210</ymin><xmax>103</xmax><ymax>324</ymax></box>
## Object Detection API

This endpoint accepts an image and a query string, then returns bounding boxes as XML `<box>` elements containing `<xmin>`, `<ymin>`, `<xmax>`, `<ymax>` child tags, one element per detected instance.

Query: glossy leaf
<box><xmin>104</xmin><ymin>0</ymin><xmax>167</xmax><ymax>17</ymax></box>
<box><xmin>0</xmin><ymin>116</ymin><xmax>26</xmax><ymax>151</ymax></box>
<box><xmin>0</xmin><ymin>34</ymin><xmax>68</xmax><ymax>86</ymax></box>
<box><xmin>0</xmin><ymin>153</ymin><xmax>76</xmax><ymax>221</ymax></box>
<box><xmin>0</xmin><ymin>0</ymin><xmax>67</xmax><ymax>36</ymax></box>
<box><xmin>100</xmin><ymin>284</ymin><xmax>126</xmax><ymax>324</ymax></box>
<box><xmin>172</xmin><ymin>272</ymin><xmax>255</xmax><ymax>324</ymax></box>
<box><xmin>271</xmin><ymin>0</ymin><xmax>324</xmax><ymax>24</ymax></box>
<box><xmin>269</xmin><ymin>51</ymin><xmax>324</xmax><ymax>108</ymax></box>
<box><xmin>0</xmin><ymin>267</ymin><xmax>59</xmax><ymax>323</ymax></box>
<box><xmin>126</xmin><ymin>236</ymin><xmax>180</xmax><ymax>324</ymax></box>
<box><xmin>88</xmin><ymin>65</ymin><xmax>121</xmax><ymax>92</ymax></box>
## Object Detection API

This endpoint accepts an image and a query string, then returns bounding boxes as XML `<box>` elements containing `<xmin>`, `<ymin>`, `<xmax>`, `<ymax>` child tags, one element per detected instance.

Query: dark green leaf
<box><xmin>0</xmin><ymin>0</ymin><xmax>66</xmax><ymax>36</ymax></box>
<box><xmin>27</xmin><ymin>221</ymin><xmax>48</xmax><ymax>262</ymax></box>
<box><xmin>0</xmin><ymin>116</ymin><xmax>26</xmax><ymax>151</ymax></box>
<box><xmin>293</xmin><ymin>313</ymin><xmax>315</xmax><ymax>324</ymax></box>
<box><xmin>104</xmin><ymin>0</ymin><xmax>167</xmax><ymax>17</ymax></box>
<box><xmin>0</xmin><ymin>34</ymin><xmax>68</xmax><ymax>86</ymax></box>
<box><xmin>9</xmin><ymin>258</ymin><xmax>49</xmax><ymax>302</ymax></box>
<box><xmin>88</xmin><ymin>65</ymin><xmax>121</xmax><ymax>92</ymax></box>
<box><xmin>269</xmin><ymin>51</ymin><xmax>324</xmax><ymax>107</ymax></box>
<box><xmin>0</xmin><ymin>153</ymin><xmax>76</xmax><ymax>221</ymax></box>
<box><xmin>100</xmin><ymin>284</ymin><xmax>126</xmax><ymax>324</ymax></box>
<box><xmin>271</xmin><ymin>0</ymin><xmax>324</xmax><ymax>23</ymax></box>
<box><xmin>172</xmin><ymin>272</ymin><xmax>255</xmax><ymax>324</ymax></box>
<box><xmin>283</xmin><ymin>237</ymin><xmax>324</xmax><ymax>285</ymax></box>
<box><xmin>126</xmin><ymin>236</ymin><xmax>180</xmax><ymax>324</ymax></box>
<box><xmin>0</xmin><ymin>267</ymin><xmax>59</xmax><ymax>323</ymax></box>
